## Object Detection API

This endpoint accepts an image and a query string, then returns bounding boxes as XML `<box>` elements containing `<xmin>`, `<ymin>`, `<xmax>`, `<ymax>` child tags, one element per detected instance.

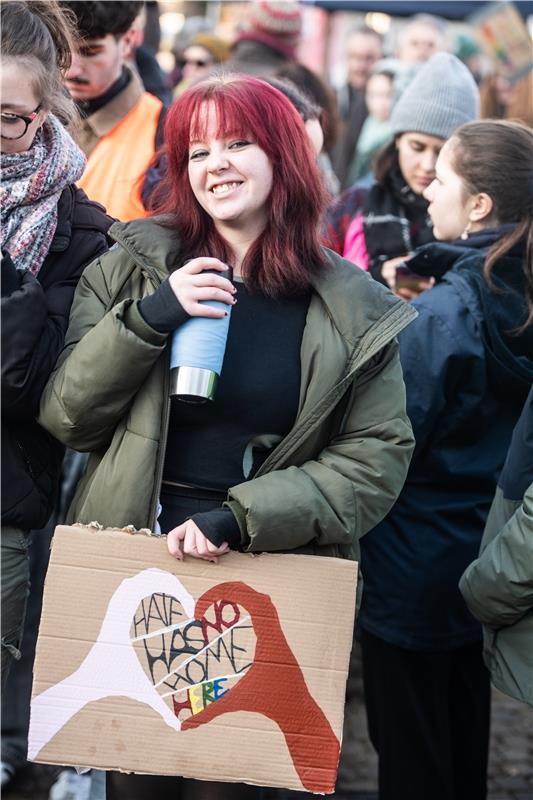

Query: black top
<box><xmin>164</xmin><ymin>279</ymin><xmax>310</xmax><ymax>489</ymax></box>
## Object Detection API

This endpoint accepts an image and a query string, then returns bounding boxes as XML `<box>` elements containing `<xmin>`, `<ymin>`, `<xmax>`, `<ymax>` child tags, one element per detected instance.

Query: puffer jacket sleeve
<box><xmin>226</xmin><ymin>340</ymin><xmax>415</xmax><ymax>551</ymax></box>
<box><xmin>1</xmin><ymin>226</ymin><xmax>108</xmax><ymax>420</ymax></box>
<box><xmin>459</xmin><ymin>483</ymin><xmax>533</xmax><ymax>629</ymax></box>
<box><xmin>39</xmin><ymin>254</ymin><xmax>168</xmax><ymax>452</ymax></box>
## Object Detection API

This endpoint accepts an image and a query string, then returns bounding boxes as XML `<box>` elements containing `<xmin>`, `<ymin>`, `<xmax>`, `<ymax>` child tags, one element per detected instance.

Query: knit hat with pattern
<box><xmin>390</xmin><ymin>52</ymin><xmax>480</xmax><ymax>139</ymax></box>
<box><xmin>236</xmin><ymin>1</ymin><xmax>302</xmax><ymax>60</ymax></box>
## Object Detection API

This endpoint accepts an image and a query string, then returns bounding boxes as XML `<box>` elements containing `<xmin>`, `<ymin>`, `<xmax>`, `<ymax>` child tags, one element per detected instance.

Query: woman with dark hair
<box><xmin>324</xmin><ymin>52</ymin><xmax>479</xmax><ymax>292</ymax></box>
<box><xmin>359</xmin><ymin>119</ymin><xmax>533</xmax><ymax>800</ymax></box>
<box><xmin>40</xmin><ymin>73</ymin><xmax>416</xmax><ymax>799</ymax></box>
<box><xmin>0</xmin><ymin>0</ymin><xmax>111</xmax><ymax>690</ymax></box>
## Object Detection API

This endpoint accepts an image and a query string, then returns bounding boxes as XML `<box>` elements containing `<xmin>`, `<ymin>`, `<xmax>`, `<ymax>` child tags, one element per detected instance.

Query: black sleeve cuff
<box><xmin>1</xmin><ymin>250</ymin><xmax>22</xmax><ymax>297</ymax></box>
<box><xmin>138</xmin><ymin>278</ymin><xmax>190</xmax><ymax>333</ymax></box>
<box><xmin>191</xmin><ymin>507</ymin><xmax>242</xmax><ymax>549</ymax></box>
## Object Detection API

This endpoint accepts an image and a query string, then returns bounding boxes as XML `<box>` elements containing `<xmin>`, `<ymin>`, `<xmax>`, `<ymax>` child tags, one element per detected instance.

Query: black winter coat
<box><xmin>1</xmin><ymin>185</ymin><xmax>113</xmax><ymax>531</ymax></box>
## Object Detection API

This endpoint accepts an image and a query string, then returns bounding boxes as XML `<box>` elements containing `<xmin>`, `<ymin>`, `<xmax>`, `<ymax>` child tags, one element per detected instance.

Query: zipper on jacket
<box><xmin>149</xmin><ymin>355</ymin><xmax>171</xmax><ymax>531</ymax></box>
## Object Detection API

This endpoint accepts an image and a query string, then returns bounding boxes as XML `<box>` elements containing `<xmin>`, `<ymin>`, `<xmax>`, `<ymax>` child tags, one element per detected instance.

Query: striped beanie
<box><xmin>236</xmin><ymin>1</ymin><xmax>302</xmax><ymax>60</ymax></box>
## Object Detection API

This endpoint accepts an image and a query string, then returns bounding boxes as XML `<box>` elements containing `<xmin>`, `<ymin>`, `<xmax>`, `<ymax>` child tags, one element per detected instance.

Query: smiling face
<box><xmin>396</xmin><ymin>131</ymin><xmax>445</xmax><ymax>195</ymax></box>
<box><xmin>187</xmin><ymin>103</ymin><xmax>274</xmax><ymax>241</ymax></box>
<box><xmin>1</xmin><ymin>60</ymin><xmax>47</xmax><ymax>154</ymax></box>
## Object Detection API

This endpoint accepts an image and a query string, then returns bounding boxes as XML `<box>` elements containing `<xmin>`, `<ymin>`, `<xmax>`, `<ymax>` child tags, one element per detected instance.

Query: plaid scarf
<box><xmin>362</xmin><ymin>165</ymin><xmax>434</xmax><ymax>281</ymax></box>
<box><xmin>1</xmin><ymin>114</ymin><xmax>86</xmax><ymax>275</ymax></box>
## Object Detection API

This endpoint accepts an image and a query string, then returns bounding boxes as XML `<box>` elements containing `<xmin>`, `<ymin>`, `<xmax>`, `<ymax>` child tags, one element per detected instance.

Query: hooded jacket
<box><xmin>359</xmin><ymin>229</ymin><xmax>533</xmax><ymax>650</ymax></box>
<box><xmin>460</xmin><ymin>387</ymin><xmax>533</xmax><ymax>706</ymax></box>
<box><xmin>1</xmin><ymin>185</ymin><xmax>112</xmax><ymax>532</ymax></box>
<box><xmin>39</xmin><ymin>217</ymin><xmax>417</xmax><ymax>563</ymax></box>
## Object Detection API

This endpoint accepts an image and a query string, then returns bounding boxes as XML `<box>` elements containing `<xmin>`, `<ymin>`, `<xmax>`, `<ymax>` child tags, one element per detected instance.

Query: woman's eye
<box><xmin>189</xmin><ymin>150</ymin><xmax>208</xmax><ymax>160</ymax></box>
<box><xmin>229</xmin><ymin>140</ymin><xmax>251</xmax><ymax>149</ymax></box>
<box><xmin>1</xmin><ymin>113</ymin><xmax>19</xmax><ymax>124</ymax></box>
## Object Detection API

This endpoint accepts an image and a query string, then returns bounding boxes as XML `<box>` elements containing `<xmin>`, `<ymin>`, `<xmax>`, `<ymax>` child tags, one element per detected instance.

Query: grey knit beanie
<box><xmin>390</xmin><ymin>52</ymin><xmax>479</xmax><ymax>139</ymax></box>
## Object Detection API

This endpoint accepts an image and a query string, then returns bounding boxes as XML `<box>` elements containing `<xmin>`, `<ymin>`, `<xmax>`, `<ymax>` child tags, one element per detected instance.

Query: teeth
<box><xmin>211</xmin><ymin>182</ymin><xmax>240</xmax><ymax>195</ymax></box>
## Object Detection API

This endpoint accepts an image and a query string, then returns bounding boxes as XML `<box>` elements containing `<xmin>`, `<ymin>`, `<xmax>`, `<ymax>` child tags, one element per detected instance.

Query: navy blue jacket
<box><xmin>359</xmin><ymin>230</ymin><xmax>533</xmax><ymax>651</ymax></box>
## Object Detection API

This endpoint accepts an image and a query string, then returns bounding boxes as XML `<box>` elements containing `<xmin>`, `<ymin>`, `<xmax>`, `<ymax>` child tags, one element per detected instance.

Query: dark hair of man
<box><xmin>60</xmin><ymin>1</ymin><xmax>143</xmax><ymax>39</ymax></box>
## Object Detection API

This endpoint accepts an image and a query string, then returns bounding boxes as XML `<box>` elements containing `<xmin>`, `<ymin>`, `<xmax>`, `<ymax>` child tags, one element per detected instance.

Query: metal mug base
<box><xmin>169</xmin><ymin>366</ymin><xmax>218</xmax><ymax>403</ymax></box>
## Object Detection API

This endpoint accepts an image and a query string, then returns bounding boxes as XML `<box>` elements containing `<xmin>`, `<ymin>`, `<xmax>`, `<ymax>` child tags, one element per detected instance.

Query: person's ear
<box><xmin>469</xmin><ymin>192</ymin><xmax>493</xmax><ymax>225</ymax></box>
<box><xmin>118</xmin><ymin>28</ymin><xmax>138</xmax><ymax>61</ymax></box>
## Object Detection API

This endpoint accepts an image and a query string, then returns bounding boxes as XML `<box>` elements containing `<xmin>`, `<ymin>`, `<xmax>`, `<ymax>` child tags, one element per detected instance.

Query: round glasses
<box><xmin>180</xmin><ymin>58</ymin><xmax>212</xmax><ymax>69</ymax></box>
<box><xmin>1</xmin><ymin>105</ymin><xmax>41</xmax><ymax>140</ymax></box>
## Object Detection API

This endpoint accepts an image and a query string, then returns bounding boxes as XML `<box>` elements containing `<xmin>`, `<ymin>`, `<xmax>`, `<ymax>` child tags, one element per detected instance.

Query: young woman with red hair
<box><xmin>40</xmin><ymin>74</ymin><xmax>416</xmax><ymax>799</ymax></box>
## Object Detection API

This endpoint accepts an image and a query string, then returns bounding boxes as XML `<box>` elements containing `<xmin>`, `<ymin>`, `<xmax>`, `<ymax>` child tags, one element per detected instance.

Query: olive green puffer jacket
<box><xmin>460</xmin><ymin>484</ymin><xmax>533</xmax><ymax>706</ymax></box>
<box><xmin>39</xmin><ymin>217</ymin><xmax>417</xmax><ymax>562</ymax></box>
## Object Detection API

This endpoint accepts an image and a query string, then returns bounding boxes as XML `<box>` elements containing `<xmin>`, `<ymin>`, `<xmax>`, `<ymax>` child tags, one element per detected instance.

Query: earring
<box><xmin>460</xmin><ymin>221</ymin><xmax>472</xmax><ymax>240</ymax></box>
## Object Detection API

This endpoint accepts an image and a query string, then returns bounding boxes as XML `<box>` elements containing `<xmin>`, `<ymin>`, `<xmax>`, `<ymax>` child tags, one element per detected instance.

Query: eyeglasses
<box><xmin>180</xmin><ymin>58</ymin><xmax>212</xmax><ymax>69</ymax></box>
<box><xmin>0</xmin><ymin>105</ymin><xmax>41</xmax><ymax>140</ymax></box>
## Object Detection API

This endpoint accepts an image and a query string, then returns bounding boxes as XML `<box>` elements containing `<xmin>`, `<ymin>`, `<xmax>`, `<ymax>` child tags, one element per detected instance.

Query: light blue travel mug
<box><xmin>169</xmin><ymin>265</ymin><xmax>233</xmax><ymax>403</ymax></box>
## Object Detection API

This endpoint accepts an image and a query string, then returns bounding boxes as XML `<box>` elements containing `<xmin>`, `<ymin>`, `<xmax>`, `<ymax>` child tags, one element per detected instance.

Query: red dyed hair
<box><xmin>151</xmin><ymin>74</ymin><xmax>330</xmax><ymax>297</ymax></box>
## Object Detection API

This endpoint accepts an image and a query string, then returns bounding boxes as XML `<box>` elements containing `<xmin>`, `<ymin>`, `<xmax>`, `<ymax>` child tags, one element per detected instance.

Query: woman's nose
<box><xmin>420</xmin><ymin>151</ymin><xmax>438</xmax><ymax>174</ymax></box>
<box><xmin>206</xmin><ymin>149</ymin><xmax>229</xmax><ymax>172</ymax></box>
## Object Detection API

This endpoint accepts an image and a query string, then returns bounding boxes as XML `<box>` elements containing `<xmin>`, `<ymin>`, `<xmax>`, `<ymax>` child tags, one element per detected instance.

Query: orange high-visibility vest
<box><xmin>78</xmin><ymin>92</ymin><xmax>163</xmax><ymax>222</ymax></box>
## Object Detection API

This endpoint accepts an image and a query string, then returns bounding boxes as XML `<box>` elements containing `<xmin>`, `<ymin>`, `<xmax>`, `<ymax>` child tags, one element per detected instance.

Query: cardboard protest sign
<box><xmin>29</xmin><ymin>525</ymin><xmax>357</xmax><ymax>794</ymax></box>
<box><xmin>469</xmin><ymin>1</ymin><xmax>533</xmax><ymax>83</ymax></box>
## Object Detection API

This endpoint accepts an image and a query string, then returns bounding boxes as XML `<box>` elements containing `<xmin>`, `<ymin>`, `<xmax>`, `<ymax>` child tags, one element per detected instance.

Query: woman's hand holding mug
<box><xmin>168</xmin><ymin>257</ymin><xmax>236</xmax><ymax>318</ymax></box>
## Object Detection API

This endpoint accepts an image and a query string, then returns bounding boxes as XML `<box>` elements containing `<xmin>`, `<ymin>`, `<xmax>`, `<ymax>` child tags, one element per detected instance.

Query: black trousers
<box><xmin>361</xmin><ymin>629</ymin><xmax>490</xmax><ymax>800</ymax></box>
<box><xmin>106</xmin><ymin>774</ymin><xmax>264</xmax><ymax>800</ymax></box>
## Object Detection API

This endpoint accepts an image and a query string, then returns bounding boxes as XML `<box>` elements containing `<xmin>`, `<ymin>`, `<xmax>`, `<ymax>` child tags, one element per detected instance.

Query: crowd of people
<box><xmin>1</xmin><ymin>2</ymin><xmax>532</xmax><ymax>800</ymax></box>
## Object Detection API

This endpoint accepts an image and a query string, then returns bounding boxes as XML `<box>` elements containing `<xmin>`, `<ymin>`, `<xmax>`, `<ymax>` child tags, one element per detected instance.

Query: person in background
<box><xmin>460</xmin><ymin>386</ymin><xmax>533</xmax><ymax>709</ymax></box>
<box><xmin>453</xmin><ymin>30</ymin><xmax>484</xmax><ymax>84</ymax></box>
<box><xmin>396</xmin><ymin>13</ymin><xmax>448</xmax><ymax>64</ymax></box>
<box><xmin>324</xmin><ymin>53</ymin><xmax>479</xmax><ymax>289</ymax></box>
<box><xmin>332</xmin><ymin>24</ymin><xmax>383</xmax><ymax>190</ymax></box>
<box><xmin>0</xmin><ymin>0</ymin><xmax>111</xmax><ymax>787</ymax></box>
<box><xmin>129</xmin><ymin>2</ymin><xmax>173</xmax><ymax>106</ymax></box>
<box><xmin>59</xmin><ymin>0</ymin><xmax>166</xmax><ymax>221</ymax></box>
<box><xmin>39</xmin><ymin>72</ymin><xmax>417</xmax><ymax>800</ymax></box>
<box><xmin>480</xmin><ymin>68</ymin><xmax>533</xmax><ymax>129</ymax></box>
<box><xmin>226</xmin><ymin>0</ymin><xmax>302</xmax><ymax>77</ymax></box>
<box><xmin>359</xmin><ymin>119</ymin><xmax>533</xmax><ymax>800</ymax></box>
<box><xmin>347</xmin><ymin>62</ymin><xmax>395</xmax><ymax>186</ymax></box>
<box><xmin>174</xmin><ymin>32</ymin><xmax>230</xmax><ymax>96</ymax></box>
<box><xmin>275</xmin><ymin>61</ymin><xmax>341</xmax><ymax>195</ymax></box>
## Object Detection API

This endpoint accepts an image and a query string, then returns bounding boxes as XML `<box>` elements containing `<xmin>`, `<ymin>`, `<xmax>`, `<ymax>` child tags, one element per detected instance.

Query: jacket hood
<box><xmin>411</xmin><ymin>229</ymin><xmax>533</xmax><ymax>394</ymax></box>
<box><xmin>109</xmin><ymin>217</ymin><xmax>417</xmax><ymax>355</ymax></box>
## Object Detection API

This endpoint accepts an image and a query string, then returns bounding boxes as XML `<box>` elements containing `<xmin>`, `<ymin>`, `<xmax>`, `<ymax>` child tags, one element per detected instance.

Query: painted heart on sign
<box><xmin>130</xmin><ymin>591</ymin><xmax>257</xmax><ymax>722</ymax></box>
<box><xmin>29</xmin><ymin>570</ymin><xmax>340</xmax><ymax>794</ymax></box>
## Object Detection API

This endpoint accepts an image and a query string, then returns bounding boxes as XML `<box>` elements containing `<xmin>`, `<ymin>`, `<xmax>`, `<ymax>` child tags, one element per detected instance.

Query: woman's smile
<box><xmin>209</xmin><ymin>180</ymin><xmax>243</xmax><ymax>196</ymax></box>
<box><xmin>188</xmin><ymin>103</ymin><xmax>273</xmax><ymax>239</ymax></box>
